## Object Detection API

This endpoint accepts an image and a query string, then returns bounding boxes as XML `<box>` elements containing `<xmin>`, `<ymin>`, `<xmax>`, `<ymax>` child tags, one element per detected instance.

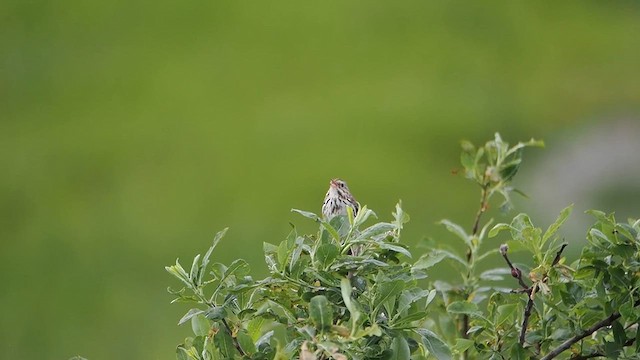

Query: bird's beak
<box><xmin>329</xmin><ymin>179</ymin><xmax>338</xmax><ymax>188</ymax></box>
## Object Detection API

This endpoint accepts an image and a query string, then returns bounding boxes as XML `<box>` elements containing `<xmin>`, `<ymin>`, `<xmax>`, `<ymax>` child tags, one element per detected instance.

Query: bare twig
<box><xmin>551</xmin><ymin>243</ymin><xmax>568</xmax><ymax>267</ymax></box>
<box><xmin>571</xmin><ymin>337</ymin><xmax>636</xmax><ymax>360</ymax></box>
<box><xmin>540</xmin><ymin>300</ymin><xmax>640</xmax><ymax>360</ymax></box>
<box><xmin>519</xmin><ymin>286</ymin><xmax>537</xmax><ymax>345</ymax></box>
<box><xmin>501</xmin><ymin>244</ymin><xmax>536</xmax><ymax>346</ymax></box>
<box><xmin>500</xmin><ymin>244</ymin><xmax>529</xmax><ymax>289</ymax></box>
<box><xmin>471</xmin><ymin>182</ymin><xmax>490</xmax><ymax>237</ymax></box>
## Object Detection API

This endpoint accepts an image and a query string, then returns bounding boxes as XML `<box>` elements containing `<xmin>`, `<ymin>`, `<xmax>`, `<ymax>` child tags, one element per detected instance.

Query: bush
<box><xmin>166</xmin><ymin>134</ymin><xmax>640</xmax><ymax>359</ymax></box>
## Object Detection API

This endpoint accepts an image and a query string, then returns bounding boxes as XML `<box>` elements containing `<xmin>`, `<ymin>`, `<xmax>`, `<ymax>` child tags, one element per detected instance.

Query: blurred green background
<box><xmin>2</xmin><ymin>1</ymin><xmax>640</xmax><ymax>359</ymax></box>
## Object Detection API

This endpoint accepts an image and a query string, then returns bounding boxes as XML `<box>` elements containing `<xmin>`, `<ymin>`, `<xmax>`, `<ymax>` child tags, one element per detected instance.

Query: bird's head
<box><xmin>328</xmin><ymin>178</ymin><xmax>351</xmax><ymax>196</ymax></box>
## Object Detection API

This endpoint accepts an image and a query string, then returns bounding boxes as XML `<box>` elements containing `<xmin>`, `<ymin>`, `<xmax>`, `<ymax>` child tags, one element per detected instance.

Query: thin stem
<box><xmin>471</xmin><ymin>182</ymin><xmax>490</xmax><ymax>237</ymax></box>
<box><xmin>571</xmin><ymin>338</ymin><xmax>636</xmax><ymax>360</ymax></box>
<box><xmin>519</xmin><ymin>286</ymin><xmax>537</xmax><ymax>345</ymax></box>
<box><xmin>551</xmin><ymin>243</ymin><xmax>568</xmax><ymax>267</ymax></box>
<box><xmin>461</xmin><ymin>178</ymin><xmax>490</xmax><ymax>359</ymax></box>
<box><xmin>221</xmin><ymin>318</ymin><xmax>247</xmax><ymax>357</ymax></box>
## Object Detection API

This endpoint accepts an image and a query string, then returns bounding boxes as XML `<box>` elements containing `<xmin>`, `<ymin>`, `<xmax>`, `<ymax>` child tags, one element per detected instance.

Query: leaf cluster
<box><xmin>167</xmin><ymin>205</ymin><xmax>451</xmax><ymax>359</ymax></box>
<box><xmin>167</xmin><ymin>133</ymin><xmax>640</xmax><ymax>360</ymax></box>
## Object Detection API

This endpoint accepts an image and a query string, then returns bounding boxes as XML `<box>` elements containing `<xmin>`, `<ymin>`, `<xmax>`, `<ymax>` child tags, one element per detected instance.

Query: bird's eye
<box><xmin>339</xmin><ymin>183</ymin><xmax>344</xmax><ymax>187</ymax></box>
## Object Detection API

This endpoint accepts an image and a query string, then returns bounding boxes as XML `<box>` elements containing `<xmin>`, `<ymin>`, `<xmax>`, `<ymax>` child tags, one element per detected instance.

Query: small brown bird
<box><xmin>322</xmin><ymin>178</ymin><xmax>360</xmax><ymax>220</ymax></box>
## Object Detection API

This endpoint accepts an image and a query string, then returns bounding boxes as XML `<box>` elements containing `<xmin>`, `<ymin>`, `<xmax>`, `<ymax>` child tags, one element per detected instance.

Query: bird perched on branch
<box><xmin>322</xmin><ymin>178</ymin><xmax>359</xmax><ymax>220</ymax></box>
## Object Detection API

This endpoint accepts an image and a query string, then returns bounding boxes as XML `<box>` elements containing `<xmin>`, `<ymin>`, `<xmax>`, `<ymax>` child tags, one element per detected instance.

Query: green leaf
<box><xmin>396</xmin><ymin>288</ymin><xmax>431</xmax><ymax>317</ymax></box>
<box><xmin>452</xmin><ymin>338</ymin><xmax>475</xmax><ymax>353</ymax></box>
<box><xmin>612</xmin><ymin>320</ymin><xmax>626</xmax><ymax>346</ymax></box>
<box><xmin>263</xmin><ymin>242</ymin><xmax>278</xmax><ymax>272</ymax></box>
<box><xmin>425</xmin><ymin>289</ymin><xmax>437</xmax><ymax>309</ymax></box>
<box><xmin>358</xmin><ymin>222</ymin><xmax>396</xmax><ymax>240</ymax></box>
<box><xmin>289</xmin><ymin>236</ymin><xmax>305</xmax><ymax>274</ymax></box>
<box><xmin>509</xmin><ymin>343</ymin><xmax>526</xmax><ymax>360</ymax></box>
<box><xmin>415</xmin><ymin>328</ymin><xmax>452</xmax><ymax>360</ymax></box>
<box><xmin>352</xmin><ymin>206</ymin><xmax>377</xmax><ymax>229</ymax></box>
<box><xmin>214</xmin><ymin>328</ymin><xmax>236</xmax><ymax>358</ymax></box>
<box><xmin>488</xmin><ymin>223</ymin><xmax>510</xmax><ymax>238</ymax></box>
<box><xmin>510</xmin><ymin>213</ymin><xmax>535</xmax><ymax>242</ymax></box>
<box><xmin>191</xmin><ymin>314</ymin><xmax>210</xmax><ymax>337</ymax></box>
<box><xmin>291</xmin><ymin>209</ymin><xmax>320</xmax><ymax>221</ymax></box>
<box><xmin>619</xmin><ymin>297</ymin><xmax>639</xmax><ymax>323</ymax></box>
<box><xmin>210</xmin><ymin>227</ymin><xmax>229</xmax><ymax>253</ymax></box>
<box><xmin>340</xmin><ymin>278</ymin><xmax>361</xmax><ymax>326</ymax></box>
<box><xmin>256</xmin><ymin>330</ymin><xmax>274</xmax><ymax>348</ymax></box>
<box><xmin>499</xmin><ymin>156</ymin><xmax>522</xmax><ymax>182</ymax></box>
<box><xmin>309</xmin><ymin>295</ymin><xmax>333</xmax><ymax>332</ymax></box>
<box><xmin>446</xmin><ymin>301</ymin><xmax>480</xmax><ymax>316</ymax></box>
<box><xmin>461</xmin><ymin>146</ymin><xmax>476</xmax><ymax>173</ymax></box>
<box><xmin>479</xmin><ymin>268</ymin><xmax>512</xmax><ymax>281</ymax></box>
<box><xmin>542</xmin><ymin>205</ymin><xmax>573</xmax><ymax>245</ymax></box>
<box><xmin>228</xmin><ymin>259</ymin><xmax>250</xmax><ymax>277</ymax></box>
<box><xmin>179</xmin><ymin>308</ymin><xmax>205</xmax><ymax>325</ymax></box>
<box><xmin>189</xmin><ymin>255</ymin><xmax>202</xmax><ymax>284</ymax></box>
<box><xmin>320</xmin><ymin>220</ymin><xmax>341</xmax><ymax>242</ymax></box>
<box><xmin>413</xmin><ymin>250</ymin><xmax>452</xmax><ymax>270</ymax></box>
<box><xmin>204</xmin><ymin>307</ymin><xmax>227</xmax><ymax>321</ymax></box>
<box><xmin>467</xmin><ymin>325</ymin><xmax>484</xmax><ymax>336</ymax></box>
<box><xmin>439</xmin><ymin>219</ymin><xmax>471</xmax><ymax>246</ymax></box>
<box><xmin>394</xmin><ymin>311</ymin><xmax>428</xmax><ymax>326</ymax></box>
<box><xmin>374</xmin><ymin>280</ymin><xmax>405</xmax><ymax>312</ymax></box>
<box><xmin>200</xmin><ymin>229</ymin><xmax>227</xmax><ymax>284</ymax></box>
<box><xmin>393</xmin><ymin>201</ymin><xmax>410</xmax><ymax>229</ymax></box>
<box><xmin>175</xmin><ymin>346</ymin><xmax>192</xmax><ymax>360</ymax></box>
<box><xmin>496</xmin><ymin>304</ymin><xmax>518</xmax><ymax>326</ymax></box>
<box><xmin>316</xmin><ymin>244</ymin><xmax>339</xmax><ymax>269</ymax></box>
<box><xmin>378</xmin><ymin>242</ymin><xmax>412</xmax><ymax>258</ymax></box>
<box><xmin>236</xmin><ymin>329</ymin><xmax>257</xmax><ymax>355</ymax></box>
<box><xmin>247</xmin><ymin>317</ymin><xmax>265</xmax><ymax>342</ymax></box>
<box><xmin>390</xmin><ymin>336</ymin><xmax>411</xmax><ymax>360</ymax></box>
<box><xmin>586</xmin><ymin>209</ymin><xmax>612</xmax><ymax>224</ymax></box>
<box><xmin>277</xmin><ymin>240</ymin><xmax>289</xmax><ymax>270</ymax></box>
<box><xmin>166</xmin><ymin>260</ymin><xmax>192</xmax><ymax>287</ymax></box>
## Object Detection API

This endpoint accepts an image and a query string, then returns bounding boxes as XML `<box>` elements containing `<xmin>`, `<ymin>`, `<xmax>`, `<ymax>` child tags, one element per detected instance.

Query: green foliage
<box><xmin>167</xmin><ymin>203</ymin><xmax>447</xmax><ymax>360</ymax></box>
<box><xmin>167</xmin><ymin>133</ymin><xmax>640</xmax><ymax>359</ymax></box>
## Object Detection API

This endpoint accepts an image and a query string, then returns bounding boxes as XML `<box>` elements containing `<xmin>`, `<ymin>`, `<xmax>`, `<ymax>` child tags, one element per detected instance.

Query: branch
<box><xmin>461</xmin><ymin>179</ymin><xmax>490</xmax><ymax>359</ymax></box>
<box><xmin>501</xmin><ymin>244</ymin><xmax>537</xmax><ymax>346</ymax></box>
<box><xmin>221</xmin><ymin>318</ymin><xmax>247</xmax><ymax>357</ymax></box>
<box><xmin>551</xmin><ymin>243</ymin><xmax>568</xmax><ymax>267</ymax></box>
<box><xmin>500</xmin><ymin>244</ymin><xmax>529</xmax><ymax>289</ymax></box>
<box><xmin>471</xmin><ymin>182</ymin><xmax>490</xmax><ymax>237</ymax></box>
<box><xmin>519</xmin><ymin>286</ymin><xmax>537</xmax><ymax>346</ymax></box>
<box><xmin>571</xmin><ymin>337</ymin><xmax>636</xmax><ymax>360</ymax></box>
<box><xmin>540</xmin><ymin>300</ymin><xmax>640</xmax><ymax>360</ymax></box>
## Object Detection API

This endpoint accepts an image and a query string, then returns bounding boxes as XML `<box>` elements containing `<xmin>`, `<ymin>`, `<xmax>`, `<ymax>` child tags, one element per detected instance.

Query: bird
<box><xmin>322</xmin><ymin>178</ymin><xmax>360</xmax><ymax>221</ymax></box>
